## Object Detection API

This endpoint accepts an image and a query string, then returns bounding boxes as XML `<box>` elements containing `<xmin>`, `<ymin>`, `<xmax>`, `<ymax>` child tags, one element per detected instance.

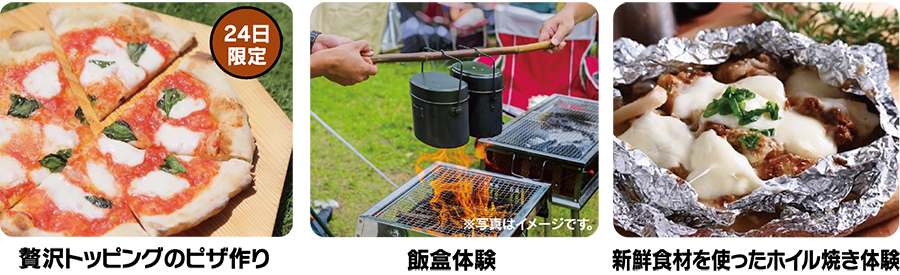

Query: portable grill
<box><xmin>477</xmin><ymin>94</ymin><xmax>598</xmax><ymax>236</ymax></box>
<box><xmin>356</xmin><ymin>162</ymin><xmax>550</xmax><ymax>237</ymax></box>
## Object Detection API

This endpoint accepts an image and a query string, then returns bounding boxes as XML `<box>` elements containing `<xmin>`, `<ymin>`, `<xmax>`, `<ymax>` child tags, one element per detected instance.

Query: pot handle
<box><xmin>510</xmin><ymin>153</ymin><xmax>547</xmax><ymax>182</ymax></box>
<box><xmin>421</xmin><ymin>48</ymin><xmax>465</xmax><ymax>116</ymax></box>
<box><xmin>460</xmin><ymin>46</ymin><xmax>499</xmax><ymax>111</ymax></box>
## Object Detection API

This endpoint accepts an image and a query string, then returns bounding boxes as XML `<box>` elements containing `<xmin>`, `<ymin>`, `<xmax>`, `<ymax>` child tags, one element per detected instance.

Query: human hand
<box><xmin>538</xmin><ymin>9</ymin><xmax>575</xmax><ymax>53</ymax></box>
<box><xmin>317</xmin><ymin>40</ymin><xmax>378</xmax><ymax>86</ymax></box>
<box><xmin>312</xmin><ymin>34</ymin><xmax>374</xmax><ymax>56</ymax></box>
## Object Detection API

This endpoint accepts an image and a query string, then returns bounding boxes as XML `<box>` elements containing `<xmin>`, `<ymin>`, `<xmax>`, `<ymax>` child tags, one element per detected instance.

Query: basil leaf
<box><xmin>7</xmin><ymin>94</ymin><xmax>42</xmax><ymax>119</ymax></box>
<box><xmin>74</xmin><ymin>107</ymin><xmax>89</xmax><ymax>124</ymax></box>
<box><xmin>85</xmin><ymin>195</ymin><xmax>113</xmax><ymax>209</ymax></box>
<box><xmin>102</xmin><ymin>120</ymin><xmax>137</xmax><ymax>142</ymax></box>
<box><xmin>39</xmin><ymin>149</ymin><xmax>72</xmax><ymax>173</ymax></box>
<box><xmin>739</xmin><ymin>134</ymin><xmax>760</xmax><ymax>149</ymax></box>
<box><xmin>156</xmin><ymin>87</ymin><xmax>186</xmax><ymax>119</ymax></box>
<box><xmin>89</xmin><ymin>60</ymin><xmax>115</xmax><ymax>69</ymax></box>
<box><xmin>88</xmin><ymin>95</ymin><xmax>97</xmax><ymax>106</ymax></box>
<box><xmin>127</xmin><ymin>42</ymin><xmax>148</xmax><ymax>65</ymax></box>
<box><xmin>160</xmin><ymin>154</ymin><xmax>186</xmax><ymax>174</ymax></box>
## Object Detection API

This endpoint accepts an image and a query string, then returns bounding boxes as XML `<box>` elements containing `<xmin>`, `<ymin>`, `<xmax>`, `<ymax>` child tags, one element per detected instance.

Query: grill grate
<box><xmin>490</xmin><ymin>96</ymin><xmax>598</xmax><ymax>159</ymax></box>
<box><xmin>371</xmin><ymin>165</ymin><xmax>543</xmax><ymax>237</ymax></box>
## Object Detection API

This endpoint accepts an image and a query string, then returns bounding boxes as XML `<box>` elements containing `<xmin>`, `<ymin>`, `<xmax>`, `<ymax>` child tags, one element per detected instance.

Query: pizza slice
<box><xmin>0</xmin><ymin>30</ymin><xmax>92</xmax><ymax>212</ymax></box>
<box><xmin>49</xmin><ymin>4</ymin><xmax>194</xmax><ymax>120</ymax></box>
<box><xmin>112</xmin><ymin>53</ymin><xmax>255</xmax><ymax>162</ymax></box>
<box><xmin>0</xmin><ymin>141</ymin><xmax>146</xmax><ymax>236</ymax></box>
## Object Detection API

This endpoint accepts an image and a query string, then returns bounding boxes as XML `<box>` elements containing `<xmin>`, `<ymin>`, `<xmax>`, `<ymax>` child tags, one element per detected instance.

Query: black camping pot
<box><xmin>451</xmin><ymin>61</ymin><xmax>504</xmax><ymax>138</ymax></box>
<box><xmin>409</xmin><ymin>71</ymin><xmax>470</xmax><ymax>148</ymax></box>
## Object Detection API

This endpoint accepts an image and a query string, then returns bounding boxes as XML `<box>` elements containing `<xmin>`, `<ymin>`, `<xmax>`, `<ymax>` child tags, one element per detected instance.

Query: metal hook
<box><xmin>460</xmin><ymin>45</ymin><xmax>500</xmax><ymax>110</ymax></box>
<box><xmin>439</xmin><ymin>49</ymin><xmax>465</xmax><ymax>116</ymax></box>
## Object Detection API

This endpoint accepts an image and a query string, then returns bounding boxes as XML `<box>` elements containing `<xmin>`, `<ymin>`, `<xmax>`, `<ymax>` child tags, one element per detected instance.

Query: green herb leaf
<box><xmin>89</xmin><ymin>59</ymin><xmax>115</xmax><ymax>69</ymax></box>
<box><xmin>39</xmin><ymin>148</ymin><xmax>72</xmax><ymax>173</ymax></box>
<box><xmin>88</xmin><ymin>95</ymin><xmax>97</xmax><ymax>106</ymax></box>
<box><xmin>766</xmin><ymin>101</ymin><xmax>780</xmax><ymax>120</ymax></box>
<box><xmin>7</xmin><ymin>94</ymin><xmax>42</xmax><ymax>119</ymax></box>
<box><xmin>751</xmin><ymin>128</ymin><xmax>776</xmax><ymax>136</ymax></box>
<box><xmin>85</xmin><ymin>195</ymin><xmax>112</xmax><ymax>209</ymax></box>
<box><xmin>159</xmin><ymin>154</ymin><xmax>186</xmax><ymax>174</ymax></box>
<box><xmin>739</xmin><ymin>134</ymin><xmax>761</xmax><ymax>149</ymax></box>
<box><xmin>102</xmin><ymin>120</ymin><xmax>137</xmax><ymax>142</ymax></box>
<box><xmin>127</xmin><ymin>42</ymin><xmax>148</xmax><ymax>65</ymax></box>
<box><xmin>156</xmin><ymin>87</ymin><xmax>186</xmax><ymax>119</ymax></box>
<box><xmin>74</xmin><ymin>107</ymin><xmax>88</xmax><ymax>125</ymax></box>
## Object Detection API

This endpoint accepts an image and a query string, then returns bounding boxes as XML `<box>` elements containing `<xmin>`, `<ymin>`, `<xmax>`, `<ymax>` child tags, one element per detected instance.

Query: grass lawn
<box><xmin>311</xmin><ymin>61</ymin><xmax>598</xmax><ymax>237</ymax></box>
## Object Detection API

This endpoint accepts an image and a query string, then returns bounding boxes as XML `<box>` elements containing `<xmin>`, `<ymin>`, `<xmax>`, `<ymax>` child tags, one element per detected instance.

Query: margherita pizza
<box><xmin>0</xmin><ymin>4</ymin><xmax>257</xmax><ymax>237</ymax></box>
<box><xmin>49</xmin><ymin>4</ymin><xmax>194</xmax><ymax>120</ymax></box>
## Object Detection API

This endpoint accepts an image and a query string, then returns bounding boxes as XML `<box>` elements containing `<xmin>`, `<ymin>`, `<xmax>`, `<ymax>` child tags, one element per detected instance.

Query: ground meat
<box><xmin>669</xmin><ymin>165</ymin><xmax>689</xmax><ymax>179</ymax></box>
<box><xmin>657</xmin><ymin>69</ymin><xmax>709</xmax><ymax>114</ymax></box>
<box><xmin>713</xmin><ymin>54</ymin><xmax>786</xmax><ymax>83</ymax></box>
<box><xmin>699</xmin><ymin>122</ymin><xmax>781</xmax><ymax>164</ymax></box>
<box><xmin>757</xmin><ymin>153</ymin><xmax>815</xmax><ymax>180</ymax></box>
<box><xmin>788</xmin><ymin>97</ymin><xmax>857</xmax><ymax>147</ymax></box>
<box><xmin>699</xmin><ymin>122</ymin><xmax>814</xmax><ymax>180</ymax></box>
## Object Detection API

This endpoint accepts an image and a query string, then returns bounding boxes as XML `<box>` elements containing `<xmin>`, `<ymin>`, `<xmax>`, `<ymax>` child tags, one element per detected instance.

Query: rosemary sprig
<box><xmin>752</xmin><ymin>3</ymin><xmax>899</xmax><ymax>69</ymax></box>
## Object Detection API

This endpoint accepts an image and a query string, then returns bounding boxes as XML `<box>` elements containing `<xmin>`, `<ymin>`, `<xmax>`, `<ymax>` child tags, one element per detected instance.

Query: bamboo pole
<box><xmin>369</xmin><ymin>40</ymin><xmax>555</xmax><ymax>64</ymax></box>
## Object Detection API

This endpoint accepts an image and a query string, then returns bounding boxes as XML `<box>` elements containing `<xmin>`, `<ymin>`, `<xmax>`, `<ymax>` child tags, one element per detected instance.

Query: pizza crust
<box><xmin>0</xmin><ymin>211</ymin><xmax>147</xmax><ymax>237</ymax></box>
<box><xmin>137</xmin><ymin>158</ymin><xmax>253</xmax><ymax>236</ymax></box>
<box><xmin>0</xmin><ymin>30</ymin><xmax>54</xmax><ymax>66</ymax></box>
<box><xmin>48</xmin><ymin>4</ymin><xmax>194</xmax><ymax>54</ymax></box>
<box><xmin>178</xmin><ymin>53</ymin><xmax>256</xmax><ymax>162</ymax></box>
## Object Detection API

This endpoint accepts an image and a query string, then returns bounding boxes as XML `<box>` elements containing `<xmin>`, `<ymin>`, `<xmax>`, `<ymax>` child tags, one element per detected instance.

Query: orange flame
<box><xmin>415</xmin><ymin>147</ymin><xmax>472</xmax><ymax>175</ymax></box>
<box><xmin>474</xmin><ymin>142</ymin><xmax>491</xmax><ymax>166</ymax></box>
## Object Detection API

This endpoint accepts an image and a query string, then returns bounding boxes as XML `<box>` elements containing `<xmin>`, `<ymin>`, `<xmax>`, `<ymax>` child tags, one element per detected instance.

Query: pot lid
<box><xmin>451</xmin><ymin>61</ymin><xmax>503</xmax><ymax>91</ymax></box>
<box><xmin>410</xmin><ymin>71</ymin><xmax>469</xmax><ymax>103</ymax></box>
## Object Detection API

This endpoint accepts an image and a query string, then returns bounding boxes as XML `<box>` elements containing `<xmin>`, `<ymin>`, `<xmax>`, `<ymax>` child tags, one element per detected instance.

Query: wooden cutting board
<box><xmin>677</xmin><ymin>3</ymin><xmax>898</xmax><ymax>236</ymax></box>
<box><xmin>0</xmin><ymin>3</ymin><xmax>293</xmax><ymax>237</ymax></box>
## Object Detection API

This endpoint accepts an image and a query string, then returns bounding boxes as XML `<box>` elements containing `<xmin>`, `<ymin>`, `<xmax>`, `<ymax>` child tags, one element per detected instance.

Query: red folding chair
<box><xmin>475</xmin><ymin>4</ymin><xmax>597</xmax><ymax>115</ymax></box>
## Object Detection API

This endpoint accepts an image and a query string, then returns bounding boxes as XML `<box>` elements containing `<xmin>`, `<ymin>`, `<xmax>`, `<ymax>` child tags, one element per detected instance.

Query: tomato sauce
<box><xmin>122</xmin><ymin>146</ymin><xmax>220</xmax><ymax>216</ymax></box>
<box><xmin>10</xmin><ymin>187</ymin><xmax>137</xmax><ymax>237</ymax></box>
<box><xmin>60</xmin><ymin>27</ymin><xmax>174</xmax><ymax>74</ymax></box>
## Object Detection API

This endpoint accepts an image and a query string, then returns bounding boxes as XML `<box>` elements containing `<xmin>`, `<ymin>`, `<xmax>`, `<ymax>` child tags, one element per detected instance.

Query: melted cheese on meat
<box><xmin>819</xmin><ymin>98</ymin><xmax>879</xmax><ymax>140</ymax></box>
<box><xmin>672</xmin><ymin>75</ymin><xmax>786</xmax><ymax>128</ymax></box>
<box><xmin>671</xmin><ymin>75</ymin><xmax>727</xmax><ymax>121</ymax></box>
<box><xmin>775</xmin><ymin>111</ymin><xmax>837</xmax><ymax>159</ymax></box>
<box><xmin>618</xmin><ymin>112</ymin><xmax>694</xmax><ymax>169</ymax></box>
<box><xmin>687</xmin><ymin>130</ymin><xmax>764</xmax><ymax>200</ymax></box>
<box><xmin>785</xmin><ymin>68</ymin><xmax>845</xmax><ymax>99</ymax></box>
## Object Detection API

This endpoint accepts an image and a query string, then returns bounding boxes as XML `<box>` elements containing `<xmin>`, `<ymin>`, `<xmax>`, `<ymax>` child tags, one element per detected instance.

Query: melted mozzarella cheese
<box><xmin>87</xmin><ymin>162</ymin><xmax>119</xmax><ymax>197</ymax></box>
<box><xmin>98</xmin><ymin>136</ymin><xmax>145</xmax><ymax>166</ymax></box>
<box><xmin>159</xmin><ymin>95</ymin><xmax>207</xmax><ymax>119</ymax></box>
<box><xmin>0</xmin><ymin>156</ymin><xmax>28</xmax><ymax>189</ymax></box>
<box><xmin>28</xmin><ymin>168</ymin><xmax>50</xmax><ymax>184</ymax></box>
<box><xmin>785</xmin><ymin>68</ymin><xmax>845</xmax><ymax>99</ymax></box>
<box><xmin>618</xmin><ymin>112</ymin><xmax>694</xmax><ymax>169</ymax></box>
<box><xmin>0</xmin><ymin>116</ymin><xmax>22</xmax><ymax>146</ymax></box>
<box><xmin>79</xmin><ymin>36</ymin><xmax>147</xmax><ymax>91</ymax></box>
<box><xmin>129</xmin><ymin>171</ymin><xmax>189</xmax><ymax>199</ymax></box>
<box><xmin>22</xmin><ymin>62</ymin><xmax>62</xmax><ymax>99</ymax></box>
<box><xmin>775</xmin><ymin>111</ymin><xmax>837</xmax><ymax>159</ymax></box>
<box><xmin>42</xmin><ymin>124</ymin><xmax>79</xmax><ymax>155</ymax></box>
<box><xmin>687</xmin><ymin>130</ymin><xmax>764</xmax><ymax>200</ymax></box>
<box><xmin>137</xmin><ymin>45</ymin><xmax>165</xmax><ymax>73</ymax></box>
<box><xmin>671</xmin><ymin>75</ymin><xmax>727</xmax><ymax>121</ymax></box>
<box><xmin>40</xmin><ymin>174</ymin><xmax>106</xmax><ymax>220</ymax></box>
<box><xmin>155</xmin><ymin>123</ymin><xmax>202</xmax><ymax>154</ymax></box>
<box><xmin>819</xmin><ymin>98</ymin><xmax>879</xmax><ymax>140</ymax></box>
<box><xmin>732</xmin><ymin>75</ymin><xmax>787</xmax><ymax>107</ymax></box>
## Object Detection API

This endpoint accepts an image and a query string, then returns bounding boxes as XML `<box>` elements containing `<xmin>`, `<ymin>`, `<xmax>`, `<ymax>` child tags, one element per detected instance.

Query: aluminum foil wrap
<box><xmin>613</xmin><ymin>21</ymin><xmax>899</xmax><ymax>237</ymax></box>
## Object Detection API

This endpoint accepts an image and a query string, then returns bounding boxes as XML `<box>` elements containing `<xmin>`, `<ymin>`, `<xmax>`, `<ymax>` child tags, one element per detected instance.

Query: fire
<box><xmin>413</xmin><ymin>146</ymin><xmax>507</xmax><ymax>237</ymax></box>
<box><xmin>474</xmin><ymin>141</ymin><xmax>491</xmax><ymax>166</ymax></box>
<box><xmin>428</xmin><ymin>172</ymin><xmax>506</xmax><ymax>236</ymax></box>
<box><xmin>415</xmin><ymin>147</ymin><xmax>472</xmax><ymax>175</ymax></box>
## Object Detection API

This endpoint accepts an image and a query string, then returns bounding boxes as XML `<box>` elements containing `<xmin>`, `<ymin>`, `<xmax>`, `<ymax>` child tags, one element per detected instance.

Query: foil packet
<box><xmin>613</xmin><ymin>21</ymin><xmax>899</xmax><ymax>237</ymax></box>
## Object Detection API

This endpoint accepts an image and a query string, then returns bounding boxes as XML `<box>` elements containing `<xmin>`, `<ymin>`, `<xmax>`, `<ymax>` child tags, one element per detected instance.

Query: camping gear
<box><xmin>409</xmin><ymin>51</ymin><xmax>470</xmax><ymax>148</ymax></box>
<box><xmin>370</xmin><ymin>40</ymin><xmax>553</xmax><ymax>63</ymax></box>
<box><xmin>450</xmin><ymin>53</ymin><xmax>503</xmax><ymax>138</ymax></box>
